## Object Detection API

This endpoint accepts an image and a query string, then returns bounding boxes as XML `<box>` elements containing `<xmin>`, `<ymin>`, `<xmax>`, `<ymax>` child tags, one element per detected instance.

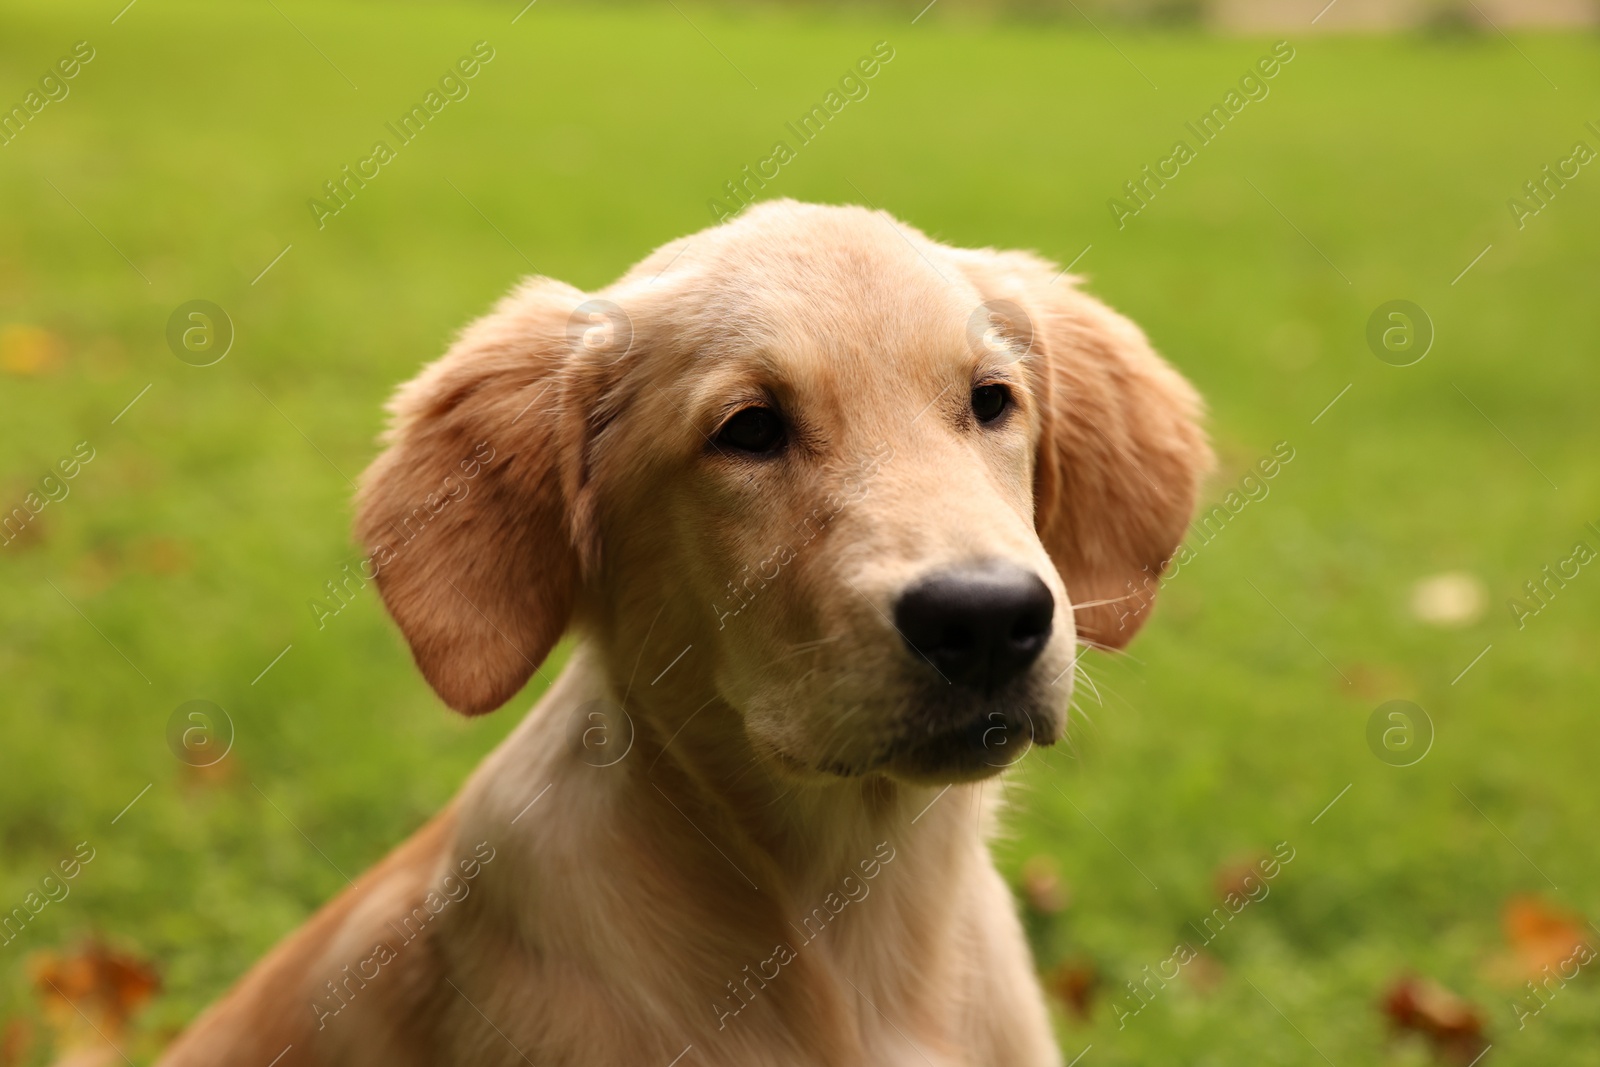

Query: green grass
<box><xmin>2</xmin><ymin>1</ymin><xmax>1597</xmax><ymax>1063</ymax></box>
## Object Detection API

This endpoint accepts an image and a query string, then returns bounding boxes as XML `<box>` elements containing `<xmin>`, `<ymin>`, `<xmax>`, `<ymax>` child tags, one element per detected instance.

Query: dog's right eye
<box><xmin>715</xmin><ymin>406</ymin><xmax>786</xmax><ymax>455</ymax></box>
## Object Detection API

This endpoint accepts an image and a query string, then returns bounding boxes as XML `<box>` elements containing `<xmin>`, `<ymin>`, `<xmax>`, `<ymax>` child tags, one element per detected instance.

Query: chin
<box><xmin>883</xmin><ymin>701</ymin><xmax>1057</xmax><ymax>785</ymax></box>
<box><xmin>790</xmin><ymin>685</ymin><xmax>1064</xmax><ymax>786</ymax></box>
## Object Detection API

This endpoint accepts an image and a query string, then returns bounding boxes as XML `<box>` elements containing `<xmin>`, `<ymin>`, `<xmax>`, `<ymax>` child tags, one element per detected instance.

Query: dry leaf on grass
<box><xmin>0</xmin><ymin>324</ymin><xmax>66</xmax><ymax>376</ymax></box>
<box><xmin>1212</xmin><ymin>852</ymin><xmax>1271</xmax><ymax>902</ymax></box>
<box><xmin>30</xmin><ymin>938</ymin><xmax>160</xmax><ymax>1052</ymax></box>
<box><xmin>0</xmin><ymin>1018</ymin><xmax>35</xmax><ymax>1067</ymax></box>
<box><xmin>180</xmin><ymin>751</ymin><xmax>239</xmax><ymax>789</ymax></box>
<box><xmin>133</xmin><ymin>537</ymin><xmax>193</xmax><ymax>576</ymax></box>
<box><xmin>1044</xmin><ymin>958</ymin><xmax>1097</xmax><ymax>1020</ymax></box>
<box><xmin>1019</xmin><ymin>855</ymin><xmax>1068</xmax><ymax>916</ymax></box>
<box><xmin>1381</xmin><ymin>974</ymin><xmax>1489</xmax><ymax>1064</ymax></box>
<box><xmin>1181</xmin><ymin>950</ymin><xmax>1226</xmax><ymax>996</ymax></box>
<box><xmin>1503</xmin><ymin>895</ymin><xmax>1593</xmax><ymax>978</ymax></box>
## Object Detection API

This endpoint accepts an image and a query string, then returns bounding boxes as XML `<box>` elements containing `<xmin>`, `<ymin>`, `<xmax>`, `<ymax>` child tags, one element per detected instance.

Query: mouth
<box><xmin>883</xmin><ymin>705</ymin><xmax>1046</xmax><ymax>784</ymax></box>
<box><xmin>754</xmin><ymin>663</ymin><xmax>1069</xmax><ymax>784</ymax></box>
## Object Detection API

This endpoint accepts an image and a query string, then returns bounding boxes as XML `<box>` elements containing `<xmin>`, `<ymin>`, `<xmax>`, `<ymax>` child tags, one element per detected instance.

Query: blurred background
<box><xmin>2</xmin><ymin>0</ymin><xmax>1597</xmax><ymax>1064</ymax></box>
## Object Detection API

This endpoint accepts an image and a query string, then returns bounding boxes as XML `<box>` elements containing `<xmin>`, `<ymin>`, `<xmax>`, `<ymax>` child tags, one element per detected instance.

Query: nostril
<box><xmin>937</xmin><ymin>623</ymin><xmax>976</xmax><ymax>654</ymax></box>
<box><xmin>1009</xmin><ymin>609</ymin><xmax>1050</xmax><ymax>643</ymax></box>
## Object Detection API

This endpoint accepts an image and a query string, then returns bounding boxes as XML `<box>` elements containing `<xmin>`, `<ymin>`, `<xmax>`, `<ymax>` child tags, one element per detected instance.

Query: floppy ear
<box><xmin>354</xmin><ymin>278</ymin><xmax>590</xmax><ymax>714</ymax></box>
<box><xmin>957</xmin><ymin>251</ymin><xmax>1212</xmax><ymax>648</ymax></box>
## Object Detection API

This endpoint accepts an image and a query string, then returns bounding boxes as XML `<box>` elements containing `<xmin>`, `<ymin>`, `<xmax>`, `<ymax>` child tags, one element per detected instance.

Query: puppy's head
<box><xmin>357</xmin><ymin>201</ymin><xmax>1210</xmax><ymax>785</ymax></box>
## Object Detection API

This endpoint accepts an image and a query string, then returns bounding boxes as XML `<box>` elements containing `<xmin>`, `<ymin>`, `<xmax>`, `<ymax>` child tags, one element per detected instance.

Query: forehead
<box><xmin>656</xmin><ymin>209</ymin><xmax>989</xmax><ymax>396</ymax></box>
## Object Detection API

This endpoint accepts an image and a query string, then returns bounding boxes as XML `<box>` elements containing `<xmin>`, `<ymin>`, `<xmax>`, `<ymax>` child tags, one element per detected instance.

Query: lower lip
<box><xmin>894</xmin><ymin>712</ymin><xmax>1037</xmax><ymax>776</ymax></box>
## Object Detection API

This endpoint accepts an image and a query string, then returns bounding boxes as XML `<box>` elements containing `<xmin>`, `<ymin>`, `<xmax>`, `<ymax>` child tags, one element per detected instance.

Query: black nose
<box><xmin>893</xmin><ymin>562</ymin><xmax>1054</xmax><ymax>692</ymax></box>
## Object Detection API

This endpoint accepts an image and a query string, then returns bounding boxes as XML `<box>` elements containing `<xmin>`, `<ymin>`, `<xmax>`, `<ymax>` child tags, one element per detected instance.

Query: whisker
<box><xmin>823</xmin><ymin>673</ymin><xmax>854</xmax><ymax>695</ymax></box>
<box><xmin>755</xmin><ymin>634</ymin><xmax>843</xmax><ymax>674</ymax></box>
<box><xmin>1073</xmin><ymin>635</ymin><xmax>1143</xmax><ymax>665</ymax></box>
<box><xmin>728</xmin><ymin>750</ymin><xmax>778</xmax><ymax>790</ymax></box>
<box><xmin>1070</xmin><ymin>592</ymin><xmax>1144</xmax><ymax>610</ymax></box>
<box><xmin>814</xmin><ymin>699</ymin><xmax>867</xmax><ymax>769</ymax></box>
<box><xmin>1073</xmin><ymin>662</ymin><xmax>1103</xmax><ymax>707</ymax></box>
<box><xmin>786</xmin><ymin>634</ymin><xmax>843</xmax><ymax>652</ymax></box>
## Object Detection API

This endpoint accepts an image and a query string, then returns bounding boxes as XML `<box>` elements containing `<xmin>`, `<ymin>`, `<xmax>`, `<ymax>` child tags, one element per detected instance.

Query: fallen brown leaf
<box><xmin>1344</xmin><ymin>662</ymin><xmax>1410</xmax><ymax>702</ymax></box>
<box><xmin>1381</xmin><ymin>974</ymin><xmax>1489</xmax><ymax>1064</ymax></box>
<box><xmin>181</xmin><ymin>750</ymin><xmax>239</xmax><ymax>788</ymax></box>
<box><xmin>1181</xmin><ymin>950</ymin><xmax>1226</xmax><ymax>996</ymax></box>
<box><xmin>31</xmin><ymin>938</ymin><xmax>160</xmax><ymax>1045</ymax></box>
<box><xmin>1044</xmin><ymin>958</ymin><xmax>1097</xmax><ymax>1020</ymax></box>
<box><xmin>133</xmin><ymin>537</ymin><xmax>193</xmax><ymax>576</ymax></box>
<box><xmin>1019</xmin><ymin>855</ymin><xmax>1068</xmax><ymax>916</ymax></box>
<box><xmin>1212</xmin><ymin>852</ymin><xmax>1269</xmax><ymax>902</ymax></box>
<box><xmin>0</xmin><ymin>1018</ymin><xmax>34</xmax><ymax>1067</ymax></box>
<box><xmin>1503</xmin><ymin>895</ymin><xmax>1591</xmax><ymax>979</ymax></box>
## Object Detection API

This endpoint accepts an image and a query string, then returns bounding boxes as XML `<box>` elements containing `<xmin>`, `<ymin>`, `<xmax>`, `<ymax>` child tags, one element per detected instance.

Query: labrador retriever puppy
<box><xmin>158</xmin><ymin>200</ymin><xmax>1208</xmax><ymax>1067</ymax></box>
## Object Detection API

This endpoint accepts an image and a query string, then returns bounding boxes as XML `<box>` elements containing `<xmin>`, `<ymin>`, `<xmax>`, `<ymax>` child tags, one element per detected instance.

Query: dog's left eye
<box><xmin>971</xmin><ymin>384</ymin><xmax>1011</xmax><ymax>424</ymax></box>
<box><xmin>715</xmin><ymin>406</ymin><xmax>786</xmax><ymax>454</ymax></box>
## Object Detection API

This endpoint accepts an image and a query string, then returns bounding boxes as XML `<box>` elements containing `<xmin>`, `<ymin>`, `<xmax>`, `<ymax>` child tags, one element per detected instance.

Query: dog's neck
<box><xmin>458</xmin><ymin>643</ymin><xmax>1013</xmax><ymax>1060</ymax></box>
<box><xmin>515</xmin><ymin>642</ymin><xmax>998</xmax><ymax>911</ymax></box>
